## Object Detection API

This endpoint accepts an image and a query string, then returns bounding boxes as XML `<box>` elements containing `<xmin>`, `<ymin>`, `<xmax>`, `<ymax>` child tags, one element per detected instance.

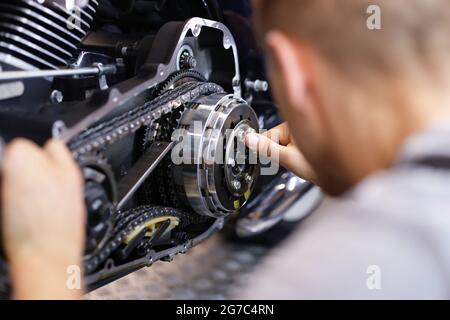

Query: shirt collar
<box><xmin>395</xmin><ymin>123</ymin><xmax>450</xmax><ymax>165</ymax></box>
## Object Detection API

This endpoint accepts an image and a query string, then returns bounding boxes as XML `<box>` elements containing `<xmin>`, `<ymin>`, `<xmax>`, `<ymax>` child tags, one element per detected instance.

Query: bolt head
<box><xmin>232</xmin><ymin>180</ymin><xmax>242</xmax><ymax>190</ymax></box>
<box><xmin>50</xmin><ymin>90</ymin><xmax>63</xmax><ymax>104</ymax></box>
<box><xmin>189</xmin><ymin>57</ymin><xmax>197</xmax><ymax>69</ymax></box>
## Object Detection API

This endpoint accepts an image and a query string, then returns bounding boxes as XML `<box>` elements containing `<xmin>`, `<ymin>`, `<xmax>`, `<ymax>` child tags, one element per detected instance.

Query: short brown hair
<box><xmin>254</xmin><ymin>0</ymin><xmax>450</xmax><ymax>81</ymax></box>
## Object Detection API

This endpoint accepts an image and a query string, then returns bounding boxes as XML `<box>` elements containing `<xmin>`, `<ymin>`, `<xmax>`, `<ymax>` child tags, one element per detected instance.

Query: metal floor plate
<box><xmin>85</xmin><ymin>235</ymin><xmax>270</xmax><ymax>300</ymax></box>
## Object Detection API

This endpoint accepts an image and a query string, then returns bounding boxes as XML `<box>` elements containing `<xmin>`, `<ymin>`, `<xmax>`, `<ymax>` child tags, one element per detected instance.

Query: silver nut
<box><xmin>232</xmin><ymin>180</ymin><xmax>242</xmax><ymax>190</ymax></box>
<box><xmin>50</xmin><ymin>90</ymin><xmax>63</xmax><ymax>104</ymax></box>
<box><xmin>227</xmin><ymin>158</ymin><xmax>236</xmax><ymax>166</ymax></box>
<box><xmin>245</xmin><ymin>79</ymin><xmax>269</xmax><ymax>92</ymax></box>
<box><xmin>52</xmin><ymin>120</ymin><xmax>67</xmax><ymax>138</ymax></box>
<box><xmin>254</xmin><ymin>80</ymin><xmax>269</xmax><ymax>92</ymax></box>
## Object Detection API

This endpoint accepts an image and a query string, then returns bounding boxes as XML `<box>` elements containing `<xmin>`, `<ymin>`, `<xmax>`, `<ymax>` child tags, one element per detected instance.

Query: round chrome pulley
<box><xmin>173</xmin><ymin>94</ymin><xmax>260</xmax><ymax>218</ymax></box>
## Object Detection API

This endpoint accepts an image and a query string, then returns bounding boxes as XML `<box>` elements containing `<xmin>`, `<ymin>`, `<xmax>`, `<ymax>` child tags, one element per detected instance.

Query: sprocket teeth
<box><xmin>139</xmin><ymin>71</ymin><xmax>207</xmax><ymax>208</ymax></box>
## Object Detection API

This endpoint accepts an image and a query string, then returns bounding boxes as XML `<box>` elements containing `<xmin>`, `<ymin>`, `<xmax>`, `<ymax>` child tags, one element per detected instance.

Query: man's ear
<box><xmin>265</xmin><ymin>31</ymin><xmax>307</xmax><ymax>112</ymax></box>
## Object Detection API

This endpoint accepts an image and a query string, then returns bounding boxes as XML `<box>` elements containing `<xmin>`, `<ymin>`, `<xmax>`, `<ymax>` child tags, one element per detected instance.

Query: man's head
<box><xmin>253</xmin><ymin>0</ymin><xmax>450</xmax><ymax>195</ymax></box>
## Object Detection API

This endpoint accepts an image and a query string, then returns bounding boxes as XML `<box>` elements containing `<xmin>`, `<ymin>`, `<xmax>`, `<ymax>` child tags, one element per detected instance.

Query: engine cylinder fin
<box><xmin>50</xmin><ymin>2</ymin><xmax>92</xmax><ymax>31</ymax></box>
<box><xmin>26</xmin><ymin>0</ymin><xmax>87</xmax><ymax>36</ymax></box>
<box><xmin>0</xmin><ymin>13</ymin><xmax>78</xmax><ymax>53</ymax></box>
<box><xmin>0</xmin><ymin>22</ymin><xmax>72</xmax><ymax>58</ymax></box>
<box><xmin>0</xmin><ymin>32</ymin><xmax>68</xmax><ymax>67</ymax></box>
<box><xmin>0</xmin><ymin>3</ymin><xmax>82</xmax><ymax>44</ymax></box>
<box><xmin>0</xmin><ymin>40</ymin><xmax>58</xmax><ymax>70</ymax></box>
<box><xmin>0</xmin><ymin>0</ymin><xmax>98</xmax><ymax>70</ymax></box>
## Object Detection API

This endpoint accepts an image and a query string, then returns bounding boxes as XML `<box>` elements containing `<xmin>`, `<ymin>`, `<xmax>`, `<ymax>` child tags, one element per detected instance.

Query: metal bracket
<box><xmin>117</xmin><ymin>141</ymin><xmax>176</xmax><ymax>210</ymax></box>
<box><xmin>93</xmin><ymin>63</ymin><xmax>110</xmax><ymax>90</ymax></box>
<box><xmin>120</xmin><ymin>227</ymin><xmax>148</xmax><ymax>260</ymax></box>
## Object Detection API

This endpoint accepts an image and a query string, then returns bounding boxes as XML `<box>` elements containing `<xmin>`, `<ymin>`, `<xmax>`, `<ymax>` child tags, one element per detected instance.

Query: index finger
<box><xmin>264</xmin><ymin>123</ymin><xmax>291</xmax><ymax>146</ymax></box>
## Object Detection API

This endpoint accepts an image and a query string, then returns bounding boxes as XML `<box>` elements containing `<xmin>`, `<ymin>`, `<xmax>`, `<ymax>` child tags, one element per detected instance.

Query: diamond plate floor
<box><xmin>85</xmin><ymin>235</ymin><xmax>270</xmax><ymax>300</ymax></box>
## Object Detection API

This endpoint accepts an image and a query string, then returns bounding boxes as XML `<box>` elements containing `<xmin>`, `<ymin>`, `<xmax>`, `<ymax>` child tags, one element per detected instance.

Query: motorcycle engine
<box><xmin>0</xmin><ymin>0</ymin><xmax>262</xmax><ymax>286</ymax></box>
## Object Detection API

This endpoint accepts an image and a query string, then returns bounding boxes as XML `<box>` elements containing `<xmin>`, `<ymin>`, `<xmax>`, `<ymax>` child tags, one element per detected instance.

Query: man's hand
<box><xmin>246</xmin><ymin>123</ymin><xmax>318</xmax><ymax>183</ymax></box>
<box><xmin>1</xmin><ymin>139</ymin><xmax>86</xmax><ymax>299</ymax></box>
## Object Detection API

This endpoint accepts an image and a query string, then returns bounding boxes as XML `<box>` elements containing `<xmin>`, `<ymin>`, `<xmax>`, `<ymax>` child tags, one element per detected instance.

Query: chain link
<box><xmin>70</xmin><ymin>82</ymin><xmax>224</xmax><ymax>157</ymax></box>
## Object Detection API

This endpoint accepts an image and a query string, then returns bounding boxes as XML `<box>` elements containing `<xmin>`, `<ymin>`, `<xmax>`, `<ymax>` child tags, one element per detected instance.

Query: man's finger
<box><xmin>246</xmin><ymin>132</ymin><xmax>287</xmax><ymax>164</ymax></box>
<box><xmin>246</xmin><ymin>132</ymin><xmax>317</xmax><ymax>181</ymax></box>
<box><xmin>264</xmin><ymin>123</ymin><xmax>291</xmax><ymax>146</ymax></box>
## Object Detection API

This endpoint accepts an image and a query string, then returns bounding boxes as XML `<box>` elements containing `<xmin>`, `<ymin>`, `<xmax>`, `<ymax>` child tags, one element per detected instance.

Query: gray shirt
<box><xmin>239</xmin><ymin>125</ymin><xmax>450</xmax><ymax>299</ymax></box>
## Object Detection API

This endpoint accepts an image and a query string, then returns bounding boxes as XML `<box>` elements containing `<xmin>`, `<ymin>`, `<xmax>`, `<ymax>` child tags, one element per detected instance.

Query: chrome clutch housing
<box><xmin>173</xmin><ymin>93</ymin><xmax>260</xmax><ymax>218</ymax></box>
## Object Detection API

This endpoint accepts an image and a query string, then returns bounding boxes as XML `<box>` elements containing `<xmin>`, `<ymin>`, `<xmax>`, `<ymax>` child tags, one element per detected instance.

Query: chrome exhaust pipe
<box><xmin>235</xmin><ymin>172</ymin><xmax>323</xmax><ymax>238</ymax></box>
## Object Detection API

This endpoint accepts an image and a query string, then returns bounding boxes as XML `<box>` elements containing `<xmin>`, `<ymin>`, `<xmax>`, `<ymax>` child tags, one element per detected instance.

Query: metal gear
<box><xmin>84</xmin><ymin>206</ymin><xmax>188</xmax><ymax>274</ymax></box>
<box><xmin>142</xmin><ymin>70</ymin><xmax>208</xmax><ymax>145</ymax></box>
<box><xmin>138</xmin><ymin>71</ymin><xmax>208</xmax><ymax>210</ymax></box>
<box><xmin>155</xmin><ymin>70</ymin><xmax>206</xmax><ymax>98</ymax></box>
<box><xmin>77</xmin><ymin>152</ymin><xmax>117</xmax><ymax>259</ymax></box>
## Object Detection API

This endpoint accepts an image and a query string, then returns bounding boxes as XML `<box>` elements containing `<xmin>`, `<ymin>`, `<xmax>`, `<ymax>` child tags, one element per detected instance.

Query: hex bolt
<box><xmin>254</xmin><ymin>80</ymin><xmax>269</xmax><ymax>92</ymax></box>
<box><xmin>245</xmin><ymin>174</ymin><xmax>253</xmax><ymax>184</ymax></box>
<box><xmin>51</xmin><ymin>120</ymin><xmax>67</xmax><ymax>138</ymax></box>
<box><xmin>121</xmin><ymin>47</ymin><xmax>129</xmax><ymax>56</ymax></box>
<box><xmin>185</xmin><ymin>56</ymin><xmax>198</xmax><ymax>69</ymax></box>
<box><xmin>50</xmin><ymin>89</ymin><xmax>63</xmax><ymax>104</ymax></box>
<box><xmin>232</xmin><ymin>180</ymin><xmax>242</xmax><ymax>190</ymax></box>
<box><xmin>245</xmin><ymin>79</ymin><xmax>269</xmax><ymax>92</ymax></box>
<box><xmin>180</xmin><ymin>52</ymin><xmax>197</xmax><ymax>69</ymax></box>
